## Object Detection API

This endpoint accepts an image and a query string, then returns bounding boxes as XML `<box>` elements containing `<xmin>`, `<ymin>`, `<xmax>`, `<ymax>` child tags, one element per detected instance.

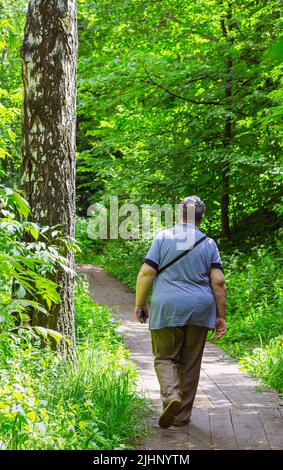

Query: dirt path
<box><xmin>76</xmin><ymin>264</ymin><xmax>283</xmax><ymax>450</ymax></box>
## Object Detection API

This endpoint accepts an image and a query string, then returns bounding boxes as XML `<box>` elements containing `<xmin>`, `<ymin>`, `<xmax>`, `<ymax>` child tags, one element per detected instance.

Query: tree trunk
<box><xmin>221</xmin><ymin>59</ymin><xmax>232</xmax><ymax>237</ymax></box>
<box><xmin>221</xmin><ymin>160</ymin><xmax>230</xmax><ymax>237</ymax></box>
<box><xmin>21</xmin><ymin>0</ymin><xmax>77</xmax><ymax>356</ymax></box>
<box><xmin>220</xmin><ymin>6</ymin><xmax>234</xmax><ymax>236</ymax></box>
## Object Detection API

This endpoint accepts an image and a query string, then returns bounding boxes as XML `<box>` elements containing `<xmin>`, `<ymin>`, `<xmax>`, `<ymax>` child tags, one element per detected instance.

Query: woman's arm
<box><xmin>210</xmin><ymin>268</ymin><xmax>227</xmax><ymax>339</ymax></box>
<box><xmin>135</xmin><ymin>262</ymin><xmax>157</xmax><ymax>323</ymax></box>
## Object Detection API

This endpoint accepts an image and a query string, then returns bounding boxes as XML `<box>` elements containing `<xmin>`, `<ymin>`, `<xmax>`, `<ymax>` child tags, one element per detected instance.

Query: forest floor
<box><xmin>76</xmin><ymin>263</ymin><xmax>283</xmax><ymax>450</ymax></box>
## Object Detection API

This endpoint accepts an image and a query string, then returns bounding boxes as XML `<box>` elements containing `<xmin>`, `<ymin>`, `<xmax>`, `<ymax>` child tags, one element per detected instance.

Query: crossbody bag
<box><xmin>156</xmin><ymin>235</ymin><xmax>207</xmax><ymax>275</ymax></box>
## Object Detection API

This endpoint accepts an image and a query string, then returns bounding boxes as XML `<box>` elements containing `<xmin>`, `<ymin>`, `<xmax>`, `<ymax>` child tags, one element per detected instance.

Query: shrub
<box><xmin>240</xmin><ymin>336</ymin><xmax>283</xmax><ymax>394</ymax></box>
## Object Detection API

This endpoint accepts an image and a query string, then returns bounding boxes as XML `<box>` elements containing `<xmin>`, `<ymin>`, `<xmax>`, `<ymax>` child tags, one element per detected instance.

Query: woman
<box><xmin>135</xmin><ymin>195</ymin><xmax>227</xmax><ymax>428</ymax></box>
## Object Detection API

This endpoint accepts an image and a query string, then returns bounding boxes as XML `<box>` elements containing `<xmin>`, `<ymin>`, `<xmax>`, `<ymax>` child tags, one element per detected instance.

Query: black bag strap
<box><xmin>157</xmin><ymin>235</ymin><xmax>207</xmax><ymax>275</ymax></box>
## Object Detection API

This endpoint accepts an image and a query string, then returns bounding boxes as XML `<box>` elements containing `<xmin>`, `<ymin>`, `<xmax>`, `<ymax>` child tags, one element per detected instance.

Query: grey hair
<box><xmin>180</xmin><ymin>195</ymin><xmax>205</xmax><ymax>224</ymax></box>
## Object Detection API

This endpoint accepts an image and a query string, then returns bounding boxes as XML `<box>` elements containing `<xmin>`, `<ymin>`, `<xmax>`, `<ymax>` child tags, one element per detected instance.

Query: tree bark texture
<box><xmin>21</xmin><ymin>0</ymin><xmax>77</xmax><ymax>354</ymax></box>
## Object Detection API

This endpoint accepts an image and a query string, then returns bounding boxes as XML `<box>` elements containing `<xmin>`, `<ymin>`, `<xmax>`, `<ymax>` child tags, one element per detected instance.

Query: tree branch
<box><xmin>220</xmin><ymin>18</ymin><xmax>228</xmax><ymax>37</ymax></box>
<box><xmin>232</xmin><ymin>77</ymin><xmax>258</xmax><ymax>96</ymax></box>
<box><xmin>145</xmin><ymin>71</ymin><xmax>222</xmax><ymax>106</ymax></box>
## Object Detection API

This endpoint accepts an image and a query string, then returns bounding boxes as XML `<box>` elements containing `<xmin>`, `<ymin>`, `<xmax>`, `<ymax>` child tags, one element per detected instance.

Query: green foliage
<box><xmin>212</xmin><ymin>245</ymin><xmax>283</xmax><ymax>359</ymax></box>
<box><xmin>75</xmin><ymin>274</ymin><xmax>124</xmax><ymax>351</ymax></box>
<box><xmin>0</xmin><ymin>185</ymin><xmax>76</xmax><ymax>326</ymax></box>
<box><xmin>92</xmin><ymin>238</ymin><xmax>150</xmax><ymax>291</ymax></box>
<box><xmin>0</xmin><ymin>187</ymin><xmax>54</xmax><ymax>324</ymax></box>
<box><xmin>0</xmin><ymin>278</ymin><xmax>149</xmax><ymax>449</ymax></box>
<box><xmin>241</xmin><ymin>336</ymin><xmax>283</xmax><ymax>394</ymax></box>
<box><xmin>75</xmin><ymin>217</ymin><xmax>145</xmax><ymax>288</ymax></box>
<box><xmin>75</xmin><ymin>216</ymin><xmax>105</xmax><ymax>263</ymax></box>
<box><xmin>0</xmin><ymin>1</ymin><xmax>26</xmax><ymax>183</ymax></box>
<box><xmin>1</xmin><ymin>1</ymin><xmax>282</xmax><ymax>230</ymax></box>
<box><xmin>76</xmin><ymin>0</ymin><xmax>282</xmax><ymax>230</ymax></box>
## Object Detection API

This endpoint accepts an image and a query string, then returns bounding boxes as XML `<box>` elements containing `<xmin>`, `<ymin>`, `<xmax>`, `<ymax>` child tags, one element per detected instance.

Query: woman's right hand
<box><xmin>214</xmin><ymin>317</ymin><xmax>227</xmax><ymax>339</ymax></box>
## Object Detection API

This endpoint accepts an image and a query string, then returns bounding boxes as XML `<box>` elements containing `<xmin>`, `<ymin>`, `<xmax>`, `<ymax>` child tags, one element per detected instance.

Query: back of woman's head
<box><xmin>180</xmin><ymin>195</ymin><xmax>205</xmax><ymax>225</ymax></box>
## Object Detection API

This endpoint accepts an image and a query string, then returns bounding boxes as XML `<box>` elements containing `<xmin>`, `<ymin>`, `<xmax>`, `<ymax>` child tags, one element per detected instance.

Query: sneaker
<box><xmin>158</xmin><ymin>399</ymin><xmax>182</xmax><ymax>429</ymax></box>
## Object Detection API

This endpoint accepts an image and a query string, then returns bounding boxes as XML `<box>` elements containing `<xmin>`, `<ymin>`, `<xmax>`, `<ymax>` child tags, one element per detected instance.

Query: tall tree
<box><xmin>21</xmin><ymin>0</ymin><xmax>77</xmax><ymax>354</ymax></box>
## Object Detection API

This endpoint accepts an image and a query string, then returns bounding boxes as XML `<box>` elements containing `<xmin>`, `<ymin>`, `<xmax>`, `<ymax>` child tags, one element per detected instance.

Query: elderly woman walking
<box><xmin>135</xmin><ymin>196</ymin><xmax>227</xmax><ymax>429</ymax></box>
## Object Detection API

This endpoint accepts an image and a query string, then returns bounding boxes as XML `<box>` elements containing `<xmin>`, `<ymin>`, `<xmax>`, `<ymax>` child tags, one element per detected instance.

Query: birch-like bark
<box><xmin>21</xmin><ymin>0</ymin><xmax>77</xmax><ymax>356</ymax></box>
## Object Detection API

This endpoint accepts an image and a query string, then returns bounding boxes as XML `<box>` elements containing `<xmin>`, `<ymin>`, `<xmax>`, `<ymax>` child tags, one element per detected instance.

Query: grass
<box><xmin>0</xmin><ymin>277</ymin><xmax>150</xmax><ymax>449</ymax></box>
<box><xmin>240</xmin><ymin>336</ymin><xmax>283</xmax><ymax>393</ymax></box>
<box><xmin>75</xmin><ymin>216</ymin><xmax>283</xmax><ymax>393</ymax></box>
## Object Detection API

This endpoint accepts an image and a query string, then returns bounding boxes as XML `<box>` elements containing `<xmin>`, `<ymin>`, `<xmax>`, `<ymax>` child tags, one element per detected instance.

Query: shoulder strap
<box><xmin>156</xmin><ymin>235</ymin><xmax>207</xmax><ymax>275</ymax></box>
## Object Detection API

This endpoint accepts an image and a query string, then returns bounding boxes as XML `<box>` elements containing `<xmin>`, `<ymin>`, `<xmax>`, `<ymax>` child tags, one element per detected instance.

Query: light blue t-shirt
<box><xmin>143</xmin><ymin>224</ymin><xmax>223</xmax><ymax>330</ymax></box>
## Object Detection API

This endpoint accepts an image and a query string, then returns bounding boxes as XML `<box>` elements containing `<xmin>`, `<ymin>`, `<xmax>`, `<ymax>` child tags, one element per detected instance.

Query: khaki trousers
<box><xmin>151</xmin><ymin>324</ymin><xmax>208</xmax><ymax>424</ymax></box>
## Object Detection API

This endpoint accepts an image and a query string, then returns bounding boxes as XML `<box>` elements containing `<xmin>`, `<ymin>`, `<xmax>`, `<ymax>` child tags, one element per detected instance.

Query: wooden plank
<box><xmin>204</xmin><ymin>343</ymin><xmax>279</xmax><ymax>407</ymax></box>
<box><xmin>167</xmin><ymin>423</ymin><xmax>189</xmax><ymax>434</ymax></box>
<box><xmin>188</xmin><ymin>409</ymin><xmax>213</xmax><ymax>450</ymax></box>
<box><xmin>258</xmin><ymin>408</ymin><xmax>283</xmax><ymax>450</ymax></box>
<box><xmin>230</xmin><ymin>408</ymin><xmax>270</xmax><ymax>449</ymax></box>
<box><xmin>209</xmin><ymin>408</ymin><xmax>238</xmax><ymax>450</ymax></box>
<box><xmin>194</xmin><ymin>385</ymin><xmax>214</xmax><ymax>408</ymax></box>
<box><xmin>163</xmin><ymin>429</ymin><xmax>189</xmax><ymax>450</ymax></box>
<box><xmin>201</xmin><ymin>360</ymin><xmax>266</xmax><ymax>408</ymax></box>
<box><xmin>205</xmin><ymin>342</ymin><xmax>235</xmax><ymax>361</ymax></box>
<box><xmin>199</xmin><ymin>370</ymin><xmax>233</xmax><ymax>408</ymax></box>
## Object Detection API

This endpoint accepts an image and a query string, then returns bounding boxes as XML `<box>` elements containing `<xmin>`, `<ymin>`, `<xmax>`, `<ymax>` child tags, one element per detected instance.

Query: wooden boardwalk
<box><xmin>76</xmin><ymin>264</ymin><xmax>283</xmax><ymax>450</ymax></box>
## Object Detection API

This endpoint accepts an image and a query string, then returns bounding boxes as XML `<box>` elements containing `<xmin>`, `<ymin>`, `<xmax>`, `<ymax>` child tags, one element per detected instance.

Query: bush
<box><xmin>0</xmin><ymin>185</ymin><xmax>74</xmax><ymax>326</ymax></box>
<box><xmin>75</xmin><ymin>216</ymin><xmax>105</xmax><ymax>264</ymax></box>
<box><xmin>240</xmin><ymin>336</ymin><xmax>283</xmax><ymax>393</ymax></box>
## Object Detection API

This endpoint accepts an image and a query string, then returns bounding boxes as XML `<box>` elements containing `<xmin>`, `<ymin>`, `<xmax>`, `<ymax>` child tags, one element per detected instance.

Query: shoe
<box><xmin>158</xmin><ymin>399</ymin><xmax>181</xmax><ymax>429</ymax></box>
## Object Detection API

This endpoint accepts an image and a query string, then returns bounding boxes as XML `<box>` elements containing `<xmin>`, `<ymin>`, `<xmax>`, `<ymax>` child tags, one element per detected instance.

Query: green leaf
<box><xmin>11</xmin><ymin>192</ymin><xmax>30</xmax><ymax>219</ymax></box>
<box><xmin>27</xmin><ymin>222</ymin><xmax>40</xmax><ymax>240</ymax></box>
<box><xmin>79</xmin><ymin>420</ymin><xmax>89</xmax><ymax>430</ymax></box>
<box><xmin>34</xmin><ymin>326</ymin><xmax>48</xmax><ymax>340</ymax></box>
<box><xmin>47</xmin><ymin>328</ymin><xmax>71</xmax><ymax>344</ymax></box>
<box><xmin>16</xmin><ymin>284</ymin><xmax>26</xmax><ymax>299</ymax></box>
<box><xmin>9</xmin><ymin>299</ymin><xmax>48</xmax><ymax>315</ymax></box>
<box><xmin>45</xmin><ymin>329</ymin><xmax>63</xmax><ymax>344</ymax></box>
